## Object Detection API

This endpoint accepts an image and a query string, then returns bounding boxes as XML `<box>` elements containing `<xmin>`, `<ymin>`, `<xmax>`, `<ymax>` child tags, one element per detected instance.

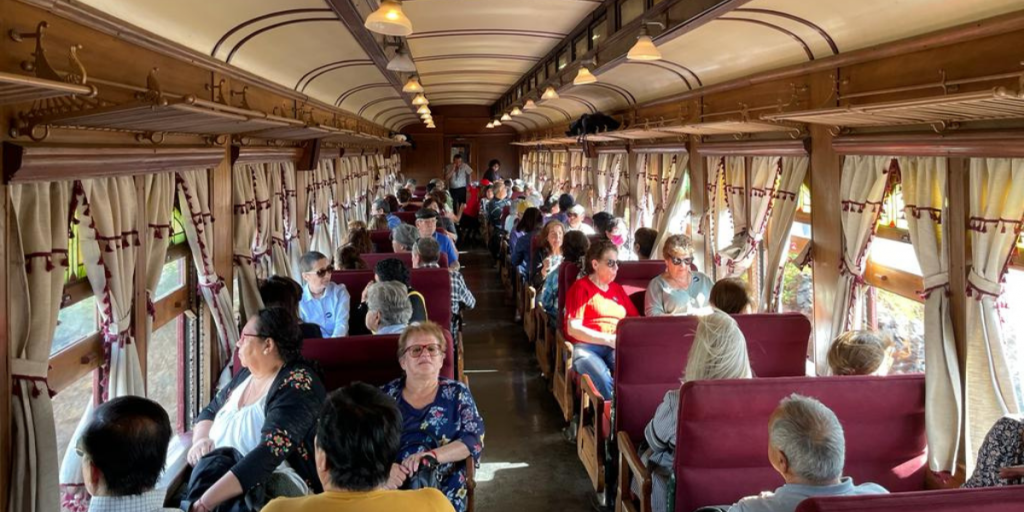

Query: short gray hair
<box><xmin>366</xmin><ymin>281</ymin><xmax>412</xmax><ymax>327</ymax></box>
<box><xmin>769</xmin><ymin>394</ymin><xmax>846</xmax><ymax>484</ymax></box>
<box><xmin>300</xmin><ymin>251</ymin><xmax>328</xmax><ymax>273</ymax></box>
<box><xmin>391</xmin><ymin>224</ymin><xmax>420</xmax><ymax>251</ymax></box>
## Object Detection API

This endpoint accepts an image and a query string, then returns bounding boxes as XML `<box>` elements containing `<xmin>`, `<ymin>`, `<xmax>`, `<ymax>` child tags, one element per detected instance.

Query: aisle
<box><xmin>458</xmin><ymin>249</ymin><xmax>594</xmax><ymax>511</ymax></box>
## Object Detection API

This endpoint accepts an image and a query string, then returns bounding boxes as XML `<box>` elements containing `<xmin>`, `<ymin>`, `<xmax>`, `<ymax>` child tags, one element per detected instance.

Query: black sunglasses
<box><xmin>670</xmin><ymin>256</ymin><xmax>694</xmax><ymax>267</ymax></box>
<box><xmin>309</xmin><ymin>265</ymin><xmax>334</xmax><ymax>278</ymax></box>
<box><xmin>604</xmin><ymin>259</ymin><xmax>619</xmax><ymax>269</ymax></box>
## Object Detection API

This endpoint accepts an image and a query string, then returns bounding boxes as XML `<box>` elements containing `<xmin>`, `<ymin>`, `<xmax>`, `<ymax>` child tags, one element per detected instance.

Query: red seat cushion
<box><xmin>613</xmin><ymin>314</ymin><xmax>811</xmax><ymax>443</ymax></box>
<box><xmin>369</xmin><ymin>230</ymin><xmax>393</xmax><ymax>253</ymax></box>
<box><xmin>301</xmin><ymin>330</ymin><xmax>456</xmax><ymax>391</ymax></box>
<box><xmin>410</xmin><ymin>267</ymin><xmax>452</xmax><ymax>330</ymax></box>
<box><xmin>361</xmin><ymin>252</ymin><xmax>448</xmax><ymax>270</ymax></box>
<box><xmin>796</xmin><ymin>486</ymin><xmax>1024</xmax><ymax>512</ymax></box>
<box><xmin>674</xmin><ymin>375</ymin><xmax>927</xmax><ymax>512</ymax></box>
<box><xmin>394</xmin><ymin>211</ymin><xmax>416</xmax><ymax>225</ymax></box>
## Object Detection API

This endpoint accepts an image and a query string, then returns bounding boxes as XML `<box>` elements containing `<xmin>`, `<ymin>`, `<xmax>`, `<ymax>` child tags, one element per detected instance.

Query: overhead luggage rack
<box><xmin>761</xmin><ymin>87</ymin><xmax>1024</xmax><ymax>129</ymax></box>
<box><xmin>0</xmin><ymin>70</ymin><xmax>95</xmax><ymax>106</ymax></box>
<box><xmin>660</xmin><ymin>120</ymin><xmax>802</xmax><ymax>136</ymax></box>
<box><xmin>248</xmin><ymin>122</ymin><xmax>341</xmax><ymax>141</ymax></box>
<box><xmin>603</xmin><ymin>128</ymin><xmax>676</xmax><ymax>140</ymax></box>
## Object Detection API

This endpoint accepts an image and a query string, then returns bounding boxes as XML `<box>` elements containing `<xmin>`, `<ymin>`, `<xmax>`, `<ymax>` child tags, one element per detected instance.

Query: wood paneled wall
<box><xmin>401</xmin><ymin>106</ymin><xmax>519</xmax><ymax>184</ymax></box>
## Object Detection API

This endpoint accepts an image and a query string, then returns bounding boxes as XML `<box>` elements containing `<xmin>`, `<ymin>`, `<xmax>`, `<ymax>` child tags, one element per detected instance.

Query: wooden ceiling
<box><xmin>74</xmin><ymin>0</ymin><xmax>1024</xmax><ymax>133</ymax></box>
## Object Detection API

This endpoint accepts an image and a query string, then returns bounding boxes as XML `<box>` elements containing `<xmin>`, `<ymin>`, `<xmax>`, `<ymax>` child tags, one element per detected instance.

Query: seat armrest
<box><xmin>580</xmin><ymin>374</ymin><xmax>605</xmax><ymax>441</ymax></box>
<box><xmin>617</xmin><ymin>432</ymin><xmax>652</xmax><ymax>512</ymax></box>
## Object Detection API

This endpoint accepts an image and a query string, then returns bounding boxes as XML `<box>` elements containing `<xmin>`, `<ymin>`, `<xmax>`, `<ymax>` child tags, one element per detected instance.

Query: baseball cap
<box><xmin>415</xmin><ymin>208</ymin><xmax>439</xmax><ymax>220</ymax></box>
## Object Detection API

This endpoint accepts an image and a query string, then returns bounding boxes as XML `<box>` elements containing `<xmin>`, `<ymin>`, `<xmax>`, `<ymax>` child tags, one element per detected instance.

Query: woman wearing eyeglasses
<box><xmin>183</xmin><ymin>307</ymin><xmax>326</xmax><ymax>512</ymax></box>
<box><xmin>644</xmin><ymin>234</ymin><xmax>713</xmax><ymax>317</ymax></box>
<box><xmin>564</xmin><ymin>240</ymin><xmax>641</xmax><ymax>399</ymax></box>
<box><xmin>381</xmin><ymin>322</ymin><xmax>485</xmax><ymax>512</ymax></box>
<box><xmin>297</xmin><ymin>251</ymin><xmax>351</xmax><ymax>337</ymax></box>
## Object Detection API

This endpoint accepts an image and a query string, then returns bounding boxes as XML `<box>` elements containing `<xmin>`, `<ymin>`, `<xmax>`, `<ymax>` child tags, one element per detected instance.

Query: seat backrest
<box><xmin>409</xmin><ymin>267</ymin><xmax>452</xmax><ymax>329</ymax></box>
<box><xmin>414</xmin><ymin>185</ymin><xmax>427</xmax><ymax>196</ymax></box>
<box><xmin>362</xmin><ymin>252</ymin><xmax>448</xmax><ymax>271</ymax></box>
<box><xmin>301</xmin><ymin>330</ymin><xmax>455</xmax><ymax>391</ymax></box>
<box><xmin>330</xmin><ymin>270</ymin><xmax>376</xmax><ymax>308</ymax></box>
<box><xmin>674</xmin><ymin>375</ymin><xmax>927</xmax><ymax>512</ymax></box>
<box><xmin>369</xmin><ymin>230</ymin><xmax>393</xmax><ymax>253</ymax></box>
<box><xmin>613</xmin><ymin>314</ymin><xmax>810</xmax><ymax>442</ymax></box>
<box><xmin>557</xmin><ymin>261</ymin><xmax>582</xmax><ymax>331</ymax></box>
<box><xmin>795</xmin><ymin>486</ymin><xmax>1024</xmax><ymax>512</ymax></box>
<box><xmin>394</xmin><ymin>211</ymin><xmax>416</xmax><ymax>225</ymax></box>
<box><xmin>614</xmin><ymin>260</ymin><xmax>666</xmax><ymax>314</ymax></box>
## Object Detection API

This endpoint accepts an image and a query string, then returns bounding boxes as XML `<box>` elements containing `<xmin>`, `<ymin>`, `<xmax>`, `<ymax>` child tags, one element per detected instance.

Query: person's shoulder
<box><xmin>851</xmin><ymin>481</ymin><xmax>890</xmax><ymax>495</ymax></box>
<box><xmin>440</xmin><ymin>376</ymin><xmax>470</xmax><ymax>394</ymax></box>
<box><xmin>381</xmin><ymin>377</ymin><xmax>404</xmax><ymax>396</ymax></box>
<box><xmin>261</xmin><ymin>494</ymin><xmax>311</xmax><ymax>512</ymax></box>
<box><xmin>728</xmin><ymin>489</ymin><xmax>779</xmax><ymax>512</ymax></box>
<box><xmin>400</xmin><ymin>488</ymin><xmax>455</xmax><ymax>511</ymax></box>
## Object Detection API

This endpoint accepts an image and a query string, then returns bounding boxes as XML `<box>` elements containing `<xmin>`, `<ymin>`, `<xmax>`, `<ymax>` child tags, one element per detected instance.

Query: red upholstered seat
<box><xmin>795</xmin><ymin>486</ymin><xmax>1024</xmax><ymax>512</ymax></box>
<box><xmin>394</xmin><ymin>211</ymin><xmax>416</xmax><ymax>225</ymax></box>
<box><xmin>301</xmin><ymin>330</ymin><xmax>455</xmax><ymax>391</ymax></box>
<box><xmin>414</xmin><ymin>186</ymin><xmax>427</xmax><ymax>196</ymax></box>
<box><xmin>369</xmin><ymin>230</ymin><xmax>393</xmax><ymax>253</ymax></box>
<box><xmin>361</xmin><ymin>252</ymin><xmax>448</xmax><ymax>270</ymax></box>
<box><xmin>409</xmin><ymin>267</ymin><xmax>453</xmax><ymax>329</ymax></box>
<box><xmin>674</xmin><ymin>375</ymin><xmax>927</xmax><ymax>512</ymax></box>
<box><xmin>330</xmin><ymin>270</ymin><xmax>376</xmax><ymax>306</ymax></box>
<box><xmin>615</xmin><ymin>260</ymin><xmax>666</xmax><ymax>315</ymax></box>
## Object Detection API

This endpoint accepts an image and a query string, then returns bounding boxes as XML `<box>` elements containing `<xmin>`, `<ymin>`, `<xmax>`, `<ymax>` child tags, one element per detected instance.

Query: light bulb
<box><xmin>365</xmin><ymin>0</ymin><xmax>413</xmax><ymax>37</ymax></box>
<box><xmin>541</xmin><ymin>86</ymin><xmax>559</xmax><ymax>100</ymax></box>
<box><xmin>574</xmin><ymin>66</ymin><xmax>597</xmax><ymax>85</ymax></box>
<box><xmin>511</xmin><ymin>106</ymin><xmax>523</xmax><ymax>116</ymax></box>
<box><xmin>627</xmin><ymin>24</ymin><xmax>661</xmax><ymax>61</ymax></box>
<box><xmin>402</xmin><ymin>75</ymin><xmax>424</xmax><ymax>93</ymax></box>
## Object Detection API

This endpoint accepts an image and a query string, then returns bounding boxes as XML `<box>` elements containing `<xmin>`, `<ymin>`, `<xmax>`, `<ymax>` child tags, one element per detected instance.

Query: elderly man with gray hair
<box><xmin>727</xmin><ymin>394</ymin><xmax>887</xmax><ymax>512</ymax></box>
<box><xmin>365</xmin><ymin>281</ymin><xmax>413</xmax><ymax>335</ymax></box>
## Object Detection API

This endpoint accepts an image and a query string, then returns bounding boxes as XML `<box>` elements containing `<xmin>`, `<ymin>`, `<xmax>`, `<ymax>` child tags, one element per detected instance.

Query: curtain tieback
<box><xmin>11</xmin><ymin>358</ymin><xmax>54</xmax><ymax>398</ymax></box>
<box><xmin>920</xmin><ymin>272</ymin><xmax>950</xmax><ymax>299</ymax></box>
<box><xmin>966</xmin><ymin>268</ymin><xmax>1001</xmax><ymax>299</ymax></box>
<box><xmin>839</xmin><ymin>258</ymin><xmax>866</xmax><ymax>284</ymax></box>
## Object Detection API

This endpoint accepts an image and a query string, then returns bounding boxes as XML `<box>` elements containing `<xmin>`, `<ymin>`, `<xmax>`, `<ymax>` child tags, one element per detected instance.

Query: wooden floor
<box><xmin>459</xmin><ymin>248</ymin><xmax>594</xmax><ymax>511</ymax></box>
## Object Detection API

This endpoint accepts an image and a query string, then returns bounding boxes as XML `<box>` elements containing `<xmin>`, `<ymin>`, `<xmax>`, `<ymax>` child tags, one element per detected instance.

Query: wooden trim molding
<box><xmin>864</xmin><ymin>258</ymin><xmax>924</xmax><ymax>303</ymax></box>
<box><xmin>3</xmin><ymin>142</ymin><xmax>226</xmax><ymax>183</ymax></box>
<box><xmin>48</xmin><ymin>332</ymin><xmax>103</xmax><ymax>393</ymax></box>
<box><xmin>699</xmin><ymin>139</ymin><xmax>810</xmax><ymax>157</ymax></box>
<box><xmin>832</xmin><ymin>130</ymin><xmax>1024</xmax><ymax>157</ymax></box>
<box><xmin>233</xmin><ymin>146</ymin><xmax>303</xmax><ymax>165</ymax></box>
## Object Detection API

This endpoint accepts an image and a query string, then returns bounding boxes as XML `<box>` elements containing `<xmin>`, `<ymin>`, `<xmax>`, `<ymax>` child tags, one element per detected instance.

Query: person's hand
<box><xmin>999</xmin><ymin>465</ymin><xmax>1024</xmax><ymax>479</ymax></box>
<box><xmin>187</xmin><ymin>438</ymin><xmax>214</xmax><ymax>466</ymax></box>
<box><xmin>383</xmin><ymin>463</ymin><xmax>408</xmax><ymax>490</ymax></box>
<box><xmin>401</xmin><ymin>451</ymin><xmax>430</xmax><ymax>474</ymax></box>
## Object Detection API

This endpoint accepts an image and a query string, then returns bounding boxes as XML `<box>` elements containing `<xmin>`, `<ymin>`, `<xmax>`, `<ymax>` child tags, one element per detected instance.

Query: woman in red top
<box><xmin>564</xmin><ymin>240</ymin><xmax>640</xmax><ymax>398</ymax></box>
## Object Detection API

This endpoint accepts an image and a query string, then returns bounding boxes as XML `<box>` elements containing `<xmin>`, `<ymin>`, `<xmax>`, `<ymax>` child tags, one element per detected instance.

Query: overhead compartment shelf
<box><xmin>248</xmin><ymin>122</ymin><xmax>341</xmax><ymax>141</ymax></box>
<box><xmin>660</xmin><ymin>120</ymin><xmax>801</xmax><ymax>136</ymax></box>
<box><xmin>761</xmin><ymin>87</ymin><xmax>1024</xmax><ymax>128</ymax></box>
<box><xmin>602</xmin><ymin>128</ymin><xmax>676</xmax><ymax>140</ymax></box>
<box><xmin>0</xmin><ymin>70</ymin><xmax>96</xmax><ymax>106</ymax></box>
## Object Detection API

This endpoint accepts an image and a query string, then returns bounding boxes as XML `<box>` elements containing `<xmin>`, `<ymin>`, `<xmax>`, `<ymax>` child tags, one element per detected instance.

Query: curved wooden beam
<box><xmin>225</xmin><ymin>18</ymin><xmax>337</xmax><ymax>62</ymax></box>
<box><xmin>358</xmin><ymin>97</ymin><xmax>406</xmax><ymax>117</ymax></box>
<box><xmin>534</xmin><ymin>104</ymin><xmax>573</xmax><ymax>120</ymax></box>
<box><xmin>383</xmin><ymin>112</ymin><xmax>420</xmax><ymax>127</ymax></box>
<box><xmin>408</xmin><ymin>29</ymin><xmax>565</xmax><ymax>40</ymax></box>
<box><xmin>212</xmin><ymin>8</ymin><xmax>334</xmax><ymax>57</ymax></box>
<box><xmin>588</xmin><ymin>83</ymin><xmax>636</xmax><ymax>106</ymax></box>
<box><xmin>559</xmin><ymin>94</ymin><xmax>598</xmax><ymax>113</ymax></box>
<box><xmin>335</xmin><ymin>83</ymin><xmax>394</xmax><ymax>106</ymax></box>
<box><xmin>733</xmin><ymin>8</ymin><xmax>839</xmax><ymax>54</ymax></box>
<box><xmin>295</xmin><ymin>60</ymin><xmax>373</xmax><ymax>91</ymax></box>
<box><xmin>372</xmin><ymin>105</ymin><xmax>416</xmax><ymax>124</ymax></box>
<box><xmin>716</xmin><ymin>17</ymin><xmax>816</xmax><ymax>61</ymax></box>
<box><xmin>625</xmin><ymin>61</ymin><xmax>692</xmax><ymax>90</ymax></box>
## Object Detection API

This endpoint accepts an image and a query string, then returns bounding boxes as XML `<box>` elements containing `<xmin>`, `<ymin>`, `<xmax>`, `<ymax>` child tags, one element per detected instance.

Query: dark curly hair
<box><xmin>254</xmin><ymin>307</ymin><xmax>304</xmax><ymax>364</ymax></box>
<box><xmin>584</xmin><ymin>239</ymin><xmax>618</xmax><ymax>275</ymax></box>
<box><xmin>374</xmin><ymin>258</ymin><xmax>410</xmax><ymax>286</ymax></box>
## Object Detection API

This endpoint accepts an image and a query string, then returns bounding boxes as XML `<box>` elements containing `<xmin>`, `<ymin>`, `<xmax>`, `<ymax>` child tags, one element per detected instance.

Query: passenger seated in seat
<box><xmin>343</xmin><ymin>223</ymin><xmax>372</xmax><ymax>255</ymax></box>
<box><xmin>592</xmin><ymin>212</ymin><xmax>614</xmax><ymax>242</ymax></box>
<box><xmin>80</xmin><ymin>396</ymin><xmax>177</xmax><ymax>512</ymax></box>
<box><xmin>373</xmin><ymin>198</ymin><xmax>401</xmax><ymax>230</ymax></box>
<box><xmin>606</xmin><ymin>217</ymin><xmax>637</xmax><ymax>261</ymax></box>
<box><xmin>634</xmin><ymin>227</ymin><xmax>659</xmax><ymax>260</ymax></box>
<box><xmin>260</xmin><ymin>276</ymin><xmax>323</xmax><ymax>340</ymax></box>
<box><xmin>964</xmin><ymin>416</ymin><xmax>1024</xmax><ymax>488</ymax></box>
<box><xmin>413</xmin><ymin>237</ymin><xmax>475</xmax><ymax>335</ymax></box>
<box><xmin>184</xmin><ymin>308</ymin><xmax>326</xmax><ymax>511</ymax></box>
<box><xmin>368</xmin><ymin>214</ymin><xmax>390</xmax><ymax>232</ymax></box>
<box><xmin>510</xmin><ymin>208</ymin><xmax>543</xmax><ymax>280</ymax></box>
<box><xmin>262</xmin><ymin>383</ymin><xmax>454</xmax><ymax>512</ymax></box>
<box><xmin>397</xmin><ymin>189</ymin><xmax>418</xmax><ymax>212</ymax></box>
<box><xmin>352</xmin><ymin>258</ymin><xmax>428</xmax><ymax>336</ymax></box>
<box><xmin>530</xmin><ymin>220</ymin><xmax>565</xmax><ymax>289</ymax></box>
<box><xmin>381</xmin><ymin>322</ymin><xmax>485</xmax><ymax>512</ymax></box>
<box><xmin>391</xmin><ymin>224</ymin><xmax>419</xmax><ymax>253</ymax></box>
<box><xmin>365</xmin><ymin>281</ymin><xmax>413</xmax><ymax>335</ymax></box>
<box><xmin>709</xmin><ymin>277</ymin><xmax>753</xmax><ymax>314</ymax></box>
<box><xmin>415</xmin><ymin>208</ymin><xmax>459</xmax><ymax>268</ymax></box>
<box><xmin>565</xmin><ymin>240</ymin><xmax>640</xmax><ymax>399</ymax></box>
<box><xmin>540</xmin><ymin>231</ymin><xmax>590</xmax><ymax>329</ymax></box>
<box><xmin>727</xmin><ymin>394</ymin><xmax>888</xmax><ymax>512</ymax></box>
<box><xmin>826</xmin><ymin>330</ymin><xmax>892</xmax><ymax>376</ymax></box>
<box><xmin>639</xmin><ymin>311</ymin><xmax>752</xmax><ymax>512</ymax></box>
<box><xmin>298</xmin><ymin>251</ymin><xmax>351</xmax><ymax>337</ymax></box>
<box><xmin>335</xmin><ymin>244</ymin><xmax>367</xmax><ymax>271</ymax></box>
<box><xmin>566</xmin><ymin>204</ymin><xmax>596</xmax><ymax>235</ymax></box>
<box><xmin>645</xmin><ymin>235</ymin><xmax>713</xmax><ymax>317</ymax></box>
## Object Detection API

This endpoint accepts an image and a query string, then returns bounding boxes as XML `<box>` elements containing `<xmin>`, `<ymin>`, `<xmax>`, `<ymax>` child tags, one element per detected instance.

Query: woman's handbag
<box><xmin>403</xmin><ymin>453</ymin><xmax>441</xmax><ymax>490</ymax></box>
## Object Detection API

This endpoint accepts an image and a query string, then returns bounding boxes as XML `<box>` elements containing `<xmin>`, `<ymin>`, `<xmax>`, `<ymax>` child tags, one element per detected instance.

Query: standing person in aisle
<box><xmin>445</xmin><ymin>154</ymin><xmax>473</xmax><ymax>212</ymax></box>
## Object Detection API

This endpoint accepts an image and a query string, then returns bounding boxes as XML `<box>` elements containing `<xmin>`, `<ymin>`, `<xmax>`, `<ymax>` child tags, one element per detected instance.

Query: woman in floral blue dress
<box><xmin>381</xmin><ymin>321</ymin><xmax>484</xmax><ymax>512</ymax></box>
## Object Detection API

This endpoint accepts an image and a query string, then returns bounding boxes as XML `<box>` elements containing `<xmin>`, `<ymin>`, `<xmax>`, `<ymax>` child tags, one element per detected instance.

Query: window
<box><xmin>557</xmin><ymin>49</ymin><xmax>568</xmax><ymax>71</ymax></box>
<box><xmin>780</xmin><ymin>221</ymin><xmax>813</xmax><ymax>319</ymax></box>
<box><xmin>591</xmin><ymin>16</ymin><xmax>608</xmax><ymax>45</ymax></box>
<box><xmin>148</xmin><ymin>314</ymin><xmax>186</xmax><ymax>431</ymax></box>
<box><xmin>155</xmin><ymin>258</ymin><xmax>185</xmax><ymax>299</ymax></box>
<box><xmin>618</xmin><ymin>0</ymin><xmax>644</xmax><ymax>27</ymax></box>
<box><xmin>546</xmin><ymin>60</ymin><xmax>556</xmax><ymax>79</ymax></box>
<box><xmin>52</xmin><ymin>370</ymin><xmax>95</xmax><ymax>462</ymax></box>
<box><xmin>574</xmin><ymin>34</ymin><xmax>588</xmax><ymax>60</ymax></box>
<box><xmin>52</xmin><ymin>295</ymin><xmax>98</xmax><ymax>356</ymax></box>
<box><xmin>1002</xmin><ymin>268</ymin><xmax>1024</xmax><ymax>410</ymax></box>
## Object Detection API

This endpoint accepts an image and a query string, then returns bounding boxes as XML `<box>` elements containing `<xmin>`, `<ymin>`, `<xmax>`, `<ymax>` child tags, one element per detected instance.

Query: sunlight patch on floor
<box><xmin>474</xmin><ymin>462</ymin><xmax>530</xmax><ymax>482</ymax></box>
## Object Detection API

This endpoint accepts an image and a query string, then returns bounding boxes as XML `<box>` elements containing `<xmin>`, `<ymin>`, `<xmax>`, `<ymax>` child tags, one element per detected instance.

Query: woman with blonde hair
<box><xmin>645</xmin><ymin>234</ymin><xmax>714</xmax><ymax>316</ymax></box>
<box><xmin>827</xmin><ymin>330</ymin><xmax>892</xmax><ymax>376</ymax></box>
<box><xmin>638</xmin><ymin>311</ymin><xmax>752</xmax><ymax>511</ymax></box>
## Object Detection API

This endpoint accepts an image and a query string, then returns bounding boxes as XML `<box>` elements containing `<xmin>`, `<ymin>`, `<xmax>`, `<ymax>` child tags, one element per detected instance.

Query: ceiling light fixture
<box><xmin>541</xmin><ymin>86</ymin><xmax>559</xmax><ymax>100</ymax></box>
<box><xmin>501</xmin><ymin>113</ymin><xmax>512</xmax><ymax>121</ymax></box>
<box><xmin>486</xmin><ymin>122</ymin><xmax>494</xmax><ymax>129</ymax></box>
<box><xmin>426</xmin><ymin>123</ymin><xmax>436</xmax><ymax>129</ymax></box>
<box><xmin>511</xmin><ymin>106</ymin><xmax>523</xmax><ymax>116</ymax></box>
<box><xmin>386</xmin><ymin>44</ymin><xmax>416</xmax><ymax>72</ymax></box>
<box><xmin>421</xmin><ymin>113</ymin><xmax>432</xmax><ymax>120</ymax></box>
<box><xmin>402</xmin><ymin>75</ymin><xmax>424</xmax><ymax>93</ymax></box>
<box><xmin>493</xmin><ymin>118</ymin><xmax>502</xmax><ymax>127</ymax></box>
<box><xmin>365</xmin><ymin>0</ymin><xmax>413</xmax><ymax>37</ymax></box>
<box><xmin>524</xmin><ymin>99</ymin><xmax>537</xmax><ymax>110</ymax></box>
<box><xmin>412</xmin><ymin>93</ymin><xmax>428</xmax><ymax>106</ymax></box>
<box><xmin>627</xmin><ymin>22</ymin><xmax>663</xmax><ymax>61</ymax></box>
<box><xmin>416</xmin><ymin>105</ymin><xmax>430</xmax><ymax>115</ymax></box>
<box><xmin>574</xmin><ymin>59</ymin><xmax>598</xmax><ymax>85</ymax></box>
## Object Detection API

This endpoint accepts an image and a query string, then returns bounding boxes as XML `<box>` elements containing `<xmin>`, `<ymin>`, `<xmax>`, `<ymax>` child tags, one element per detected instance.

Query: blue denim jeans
<box><xmin>572</xmin><ymin>343</ymin><xmax>615</xmax><ymax>399</ymax></box>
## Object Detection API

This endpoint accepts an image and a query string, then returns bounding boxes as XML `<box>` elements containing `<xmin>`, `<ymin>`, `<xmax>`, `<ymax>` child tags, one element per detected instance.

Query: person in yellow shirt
<box><xmin>263</xmin><ymin>383</ymin><xmax>454</xmax><ymax>512</ymax></box>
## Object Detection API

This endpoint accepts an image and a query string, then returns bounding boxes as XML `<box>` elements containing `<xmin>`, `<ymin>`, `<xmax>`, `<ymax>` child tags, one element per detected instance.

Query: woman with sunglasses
<box><xmin>183</xmin><ymin>307</ymin><xmax>326</xmax><ymax>512</ymax></box>
<box><xmin>645</xmin><ymin>234</ymin><xmax>713</xmax><ymax>317</ymax></box>
<box><xmin>297</xmin><ymin>251</ymin><xmax>351</xmax><ymax>337</ymax></box>
<box><xmin>564</xmin><ymin>240</ymin><xmax>640</xmax><ymax>399</ymax></box>
<box><xmin>381</xmin><ymin>322</ymin><xmax>485</xmax><ymax>512</ymax></box>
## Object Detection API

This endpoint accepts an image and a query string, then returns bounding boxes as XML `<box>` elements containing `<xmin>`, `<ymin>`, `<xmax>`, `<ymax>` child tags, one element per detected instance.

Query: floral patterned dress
<box><xmin>964</xmin><ymin>416</ymin><xmax>1024</xmax><ymax>488</ymax></box>
<box><xmin>382</xmin><ymin>377</ymin><xmax>485</xmax><ymax>512</ymax></box>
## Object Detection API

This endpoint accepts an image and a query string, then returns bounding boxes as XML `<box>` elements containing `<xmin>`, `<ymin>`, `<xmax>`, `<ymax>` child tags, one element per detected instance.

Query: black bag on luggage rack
<box><xmin>566</xmin><ymin>112</ymin><xmax>620</xmax><ymax>138</ymax></box>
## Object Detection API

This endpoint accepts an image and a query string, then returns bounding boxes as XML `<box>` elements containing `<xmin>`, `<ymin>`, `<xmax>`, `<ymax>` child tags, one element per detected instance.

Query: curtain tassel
<box><xmin>44</xmin><ymin>255</ymin><xmax>55</xmax><ymax>272</ymax></box>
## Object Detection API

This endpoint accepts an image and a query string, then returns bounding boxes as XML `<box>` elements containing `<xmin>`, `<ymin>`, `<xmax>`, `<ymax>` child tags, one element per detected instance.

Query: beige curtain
<box><xmin>8</xmin><ymin>182</ymin><xmax>70</xmax><ymax>512</ymax></box>
<box><xmin>897</xmin><ymin>157</ymin><xmax>961</xmax><ymax>474</ymax></box>
<box><xmin>632</xmin><ymin>153</ymin><xmax>652</xmax><ymax>230</ymax></box>
<box><xmin>307</xmin><ymin>159</ymin><xmax>335</xmax><ymax>257</ymax></box>
<box><xmin>269</xmin><ymin>162</ymin><xmax>300</xmax><ymax>280</ymax></box>
<box><xmin>233</xmin><ymin>164</ymin><xmax>261</xmax><ymax>321</ymax></box>
<box><xmin>714</xmin><ymin>156</ymin><xmax>759</xmax><ymax>278</ymax></box>
<box><xmin>143</xmin><ymin>173</ymin><xmax>175</xmax><ymax>341</ymax></box>
<box><xmin>60</xmin><ymin>177</ymin><xmax>145</xmax><ymax>511</ymax></box>
<box><xmin>176</xmin><ymin>169</ymin><xmax>240</xmax><ymax>385</ymax></box>
<box><xmin>651</xmin><ymin>153</ymin><xmax>691</xmax><ymax>258</ymax></box>
<box><xmin>249</xmin><ymin>164</ymin><xmax>273</xmax><ymax>280</ymax></box>
<box><xmin>761</xmin><ymin>157</ymin><xmax>810</xmax><ymax>312</ymax></box>
<box><xmin>826</xmin><ymin>155</ymin><xmax>895</xmax><ymax>374</ymax></box>
<box><xmin>964</xmin><ymin>158</ymin><xmax>1024</xmax><ymax>472</ymax></box>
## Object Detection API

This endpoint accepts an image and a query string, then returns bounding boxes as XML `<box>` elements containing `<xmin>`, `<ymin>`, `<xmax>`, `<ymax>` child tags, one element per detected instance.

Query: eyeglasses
<box><xmin>240</xmin><ymin>331</ymin><xmax>265</xmax><ymax>340</ymax></box>
<box><xmin>567</xmin><ymin>212</ymin><xmax>579</xmax><ymax>218</ymax></box>
<box><xmin>308</xmin><ymin>265</ymin><xmax>334</xmax><ymax>278</ymax></box>
<box><xmin>670</xmin><ymin>256</ymin><xmax>694</xmax><ymax>267</ymax></box>
<box><xmin>603</xmin><ymin>259</ymin><xmax>619</xmax><ymax>269</ymax></box>
<box><xmin>404</xmin><ymin>343</ymin><xmax>443</xmax><ymax>358</ymax></box>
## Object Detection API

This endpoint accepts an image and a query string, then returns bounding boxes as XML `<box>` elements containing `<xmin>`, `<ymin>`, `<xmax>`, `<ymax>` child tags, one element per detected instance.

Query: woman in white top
<box><xmin>183</xmin><ymin>307</ymin><xmax>325</xmax><ymax>512</ymax></box>
<box><xmin>645</xmin><ymin>234</ymin><xmax>714</xmax><ymax>316</ymax></box>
